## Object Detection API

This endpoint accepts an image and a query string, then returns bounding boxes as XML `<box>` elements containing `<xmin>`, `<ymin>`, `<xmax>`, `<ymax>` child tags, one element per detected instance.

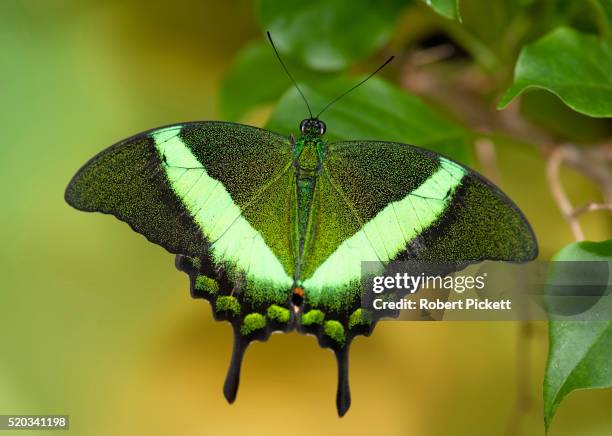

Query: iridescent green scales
<box><xmin>65</xmin><ymin>120</ymin><xmax>537</xmax><ymax>417</ymax></box>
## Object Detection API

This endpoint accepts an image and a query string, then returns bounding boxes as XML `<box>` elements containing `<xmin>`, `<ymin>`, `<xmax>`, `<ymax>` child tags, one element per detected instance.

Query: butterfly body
<box><xmin>66</xmin><ymin>118</ymin><xmax>537</xmax><ymax>416</ymax></box>
<box><xmin>292</xmin><ymin>119</ymin><xmax>327</xmax><ymax>300</ymax></box>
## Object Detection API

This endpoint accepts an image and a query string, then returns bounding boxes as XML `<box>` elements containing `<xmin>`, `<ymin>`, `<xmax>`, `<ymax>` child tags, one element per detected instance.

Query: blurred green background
<box><xmin>1</xmin><ymin>1</ymin><xmax>611</xmax><ymax>435</ymax></box>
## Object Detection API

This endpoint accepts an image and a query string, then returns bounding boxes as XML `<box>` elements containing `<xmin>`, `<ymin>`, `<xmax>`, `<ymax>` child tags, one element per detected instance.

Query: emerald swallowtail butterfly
<box><xmin>65</xmin><ymin>34</ymin><xmax>537</xmax><ymax>416</ymax></box>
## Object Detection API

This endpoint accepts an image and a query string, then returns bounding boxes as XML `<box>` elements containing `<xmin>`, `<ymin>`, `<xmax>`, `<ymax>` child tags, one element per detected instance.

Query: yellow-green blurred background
<box><xmin>1</xmin><ymin>1</ymin><xmax>611</xmax><ymax>435</ymax></box>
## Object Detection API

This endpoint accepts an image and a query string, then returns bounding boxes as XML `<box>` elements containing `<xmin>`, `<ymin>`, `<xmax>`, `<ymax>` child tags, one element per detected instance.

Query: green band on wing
<box><xmin>303</xmin><ymin>158</ymin><xmax>466</xmax><ymax>307</ymax></box>
<box><xmin>152</xmin><ymin>128</ymin><xmax>293</xmax><ymax>295</ymax></box>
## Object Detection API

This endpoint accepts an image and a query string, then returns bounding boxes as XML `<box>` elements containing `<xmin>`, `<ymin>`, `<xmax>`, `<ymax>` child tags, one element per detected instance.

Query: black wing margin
<box><xmin>65</xmin><ymin>123</ymin><xmax>208</xmax><ymax>257</ymax></box>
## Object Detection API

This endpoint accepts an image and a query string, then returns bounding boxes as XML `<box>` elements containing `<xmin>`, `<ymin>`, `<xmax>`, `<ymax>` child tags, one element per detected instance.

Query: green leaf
<box><xmin>266</xmin><ymin>76</ymin><xmax>472</xmax><ymax>164</ymax></box>
<box><xmin>424</xmin><ymin>0</ymin><xmax>461</xmax><ymax>20</ymax></box>
<box><xmin>256</xmin><ymin>0</ymin><xmax>406</xmax><ymax>71</ymax></box>
<box><xmin>499</xmin><ymin>27</ymin><xmax>612</xmax><ymax>117</ymax></box>
<box><xmin>219</xmin><ymin>42</ymin><xmax>294</xmax><ymax>121</ymax></box>
<box><xmin>520</xmin><ymin>91</ymin><xmax>612</xmax><ymax>143</ymax></box>
<box><xmin>544</xmin><ymin>240</ymin><xmax>612</xmax><ymax>432</ymax></box>
<box><xmin>220</xmin><ymin>41</ymin><xmax>338</xmax><ymax>121</ymax></box>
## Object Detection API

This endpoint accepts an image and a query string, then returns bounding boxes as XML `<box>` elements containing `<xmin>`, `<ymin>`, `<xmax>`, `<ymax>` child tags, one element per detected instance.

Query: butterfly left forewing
<box><xmin>66</xmin><ymin>121</ymin><xmax>295</xmax><ymax>287</ymax></box>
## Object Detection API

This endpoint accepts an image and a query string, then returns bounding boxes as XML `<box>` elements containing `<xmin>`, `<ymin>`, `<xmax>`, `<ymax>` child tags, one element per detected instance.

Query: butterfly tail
<box><xmin>223</xmin><ymin>328</ymin><xmax>249</xmax><ymax>404</ymax></box>
<box><xmin>335</xmin><ymin>344</ymin><xmax>351</xmax><ymax>417</ymax></box>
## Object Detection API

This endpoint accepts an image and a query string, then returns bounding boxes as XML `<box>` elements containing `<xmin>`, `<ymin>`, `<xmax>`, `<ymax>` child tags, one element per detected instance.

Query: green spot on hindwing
<box><xmin>241</xmin><ymin>313</ymin><xmax>267</xmax><ymax>335</ymax></box>
<box><xmin>266</xmin><ymin>304</ymin><xmax>290</xmax><ymax>323</ymax></box>
<box><xmin>323</xmin><ymin>320</ymin><xmax>346</xmax><ymax>346</ymax></box>
<box><xmin>195</xmin><ymin>275</ymin><xmax>219</xmax><ymax>295</ymax></box>
<box><xmin>348</xmin><ymin>309</ymin><xmax>372</xmax><ymax>329</ymax></box>
<box><xmin>216</xmin><ymin>296</ymin><xmax>241</xmax><ymax>317</ymax></box>
<box><xmin>301</xmin><ymin>309</ymin><xmax>325</xmax><ymax>326</ymax></box>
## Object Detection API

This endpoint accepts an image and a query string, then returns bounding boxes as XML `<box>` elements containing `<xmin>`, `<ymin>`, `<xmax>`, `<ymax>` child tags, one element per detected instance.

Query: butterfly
<box><xmin>64</xmin><ymin>33</ymin><xmax>537</xmax><ymax>416</ymax></box>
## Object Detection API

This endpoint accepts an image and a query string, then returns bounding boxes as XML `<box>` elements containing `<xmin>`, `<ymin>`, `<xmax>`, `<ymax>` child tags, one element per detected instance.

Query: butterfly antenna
<box><xmin>267</xmin><ymin>31</ymin><xmax>313</xmax><ymax>118</ymax></box>
<box><xmin>315</xmin><ymin>56</ymin><xmax>394</xmax><ymax>118</ymax></box>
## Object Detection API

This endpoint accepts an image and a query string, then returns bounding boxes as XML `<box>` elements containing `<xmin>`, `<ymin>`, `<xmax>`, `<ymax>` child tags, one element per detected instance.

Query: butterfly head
<box><xmin>300</xmin><ymin>118</ymin><xmax>326</xmax><ymax>136</ymax></box>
